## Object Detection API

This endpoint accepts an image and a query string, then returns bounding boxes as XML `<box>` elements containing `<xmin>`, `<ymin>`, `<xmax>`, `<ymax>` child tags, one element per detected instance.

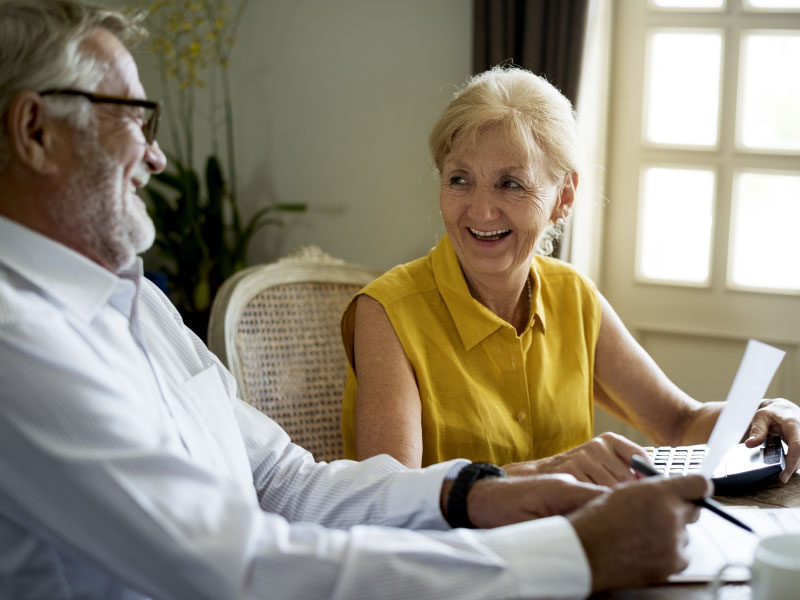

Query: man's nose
<box><xmin>145</xmin><ymin>140</ymin><xmax>167</xmax><ymax>174</ymax></box>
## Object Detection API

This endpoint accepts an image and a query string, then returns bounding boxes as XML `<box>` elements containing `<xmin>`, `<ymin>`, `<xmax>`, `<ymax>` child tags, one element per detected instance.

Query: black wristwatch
<box><xmin>445</xmin><ymin>462</ymin><xmax>507</xmax><ymax>529</ymax></box>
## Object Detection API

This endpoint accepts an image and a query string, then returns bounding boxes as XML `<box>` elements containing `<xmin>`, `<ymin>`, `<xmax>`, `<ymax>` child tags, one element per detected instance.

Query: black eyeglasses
<box><xmin>39</xmin><ymin>89</ymin><xmax>161</xmax><ymax>145</ymax></box>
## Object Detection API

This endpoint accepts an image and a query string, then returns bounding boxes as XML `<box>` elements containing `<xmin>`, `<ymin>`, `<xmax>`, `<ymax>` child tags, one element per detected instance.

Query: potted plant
<box><xmin>137</xmin><ymin>0</ymin><xmax>304</xmax><ymax>339</ymax></box>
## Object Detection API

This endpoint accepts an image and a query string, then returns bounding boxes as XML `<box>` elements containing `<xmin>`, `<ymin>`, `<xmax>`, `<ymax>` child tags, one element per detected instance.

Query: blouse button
<box><xmin>516</xmin><ymin>411</ymin><xmax>527</xmax><ymax>423</ymax></box>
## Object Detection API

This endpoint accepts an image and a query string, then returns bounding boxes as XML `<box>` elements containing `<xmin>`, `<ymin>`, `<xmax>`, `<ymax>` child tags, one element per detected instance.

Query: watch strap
<box><xmin>446</xmin><ymin>462</ymin><xmax>507</xmax><ymax>529</ymax></box>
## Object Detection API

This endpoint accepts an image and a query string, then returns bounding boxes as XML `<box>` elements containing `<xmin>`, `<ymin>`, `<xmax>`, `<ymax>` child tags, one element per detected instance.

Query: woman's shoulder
<box><xmin>341</xmin><ymin>251</ymin><xmax>441</xmax><ymax>354</ymax></box>
<box><xmin>532</xmin><ymin>255</ymin><xmax>598</xmax><ymax>296</ymax></box>
<box><xmin>534</xmin><ymin>255</ymin><xmax>592</xmax><ymax>280</ymax></box>
<box><xmin>362</xmin><ymin>252</ymin><xmax>438</xmax><ymax>304</ymax></box>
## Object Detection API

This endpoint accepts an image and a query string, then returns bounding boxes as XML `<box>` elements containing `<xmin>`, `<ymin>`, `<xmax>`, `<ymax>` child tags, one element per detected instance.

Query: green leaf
<box><xmin>142</xmin><ymin>144</ymin><xmax>307</xmax><ymax>335</ymax></box>
<box><xmin>203</xmin><ymin>155</ymin><xmax>226</xmax><ymax>256</ymax></box>
<box><xmin>152</xmin><ymin>171</ymin><xmax>184</xmax><ymax>190</ymax></box>
<box><xmin>275</xmin><ymin>203</ymin><xmax>307</xmax><ymax>213</ymax></box>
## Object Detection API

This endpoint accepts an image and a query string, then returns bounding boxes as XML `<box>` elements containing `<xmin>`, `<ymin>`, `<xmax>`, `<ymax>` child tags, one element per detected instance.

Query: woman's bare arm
<box><xmin>351</xmin><ymin>294</ymin><xmax>423</xmax><ymax>467</ymax></box>
<box><xmin>592</xmin><ymin>293</ymin><xmax>719</xmax><ymax>446</ymax></box>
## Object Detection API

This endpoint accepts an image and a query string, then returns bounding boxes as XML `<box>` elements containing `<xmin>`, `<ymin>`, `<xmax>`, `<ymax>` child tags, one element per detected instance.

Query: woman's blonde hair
<box><xmin>428</xmin><ymin>66</ymin><xmax>581</xmax><ymax>182</ymax></box>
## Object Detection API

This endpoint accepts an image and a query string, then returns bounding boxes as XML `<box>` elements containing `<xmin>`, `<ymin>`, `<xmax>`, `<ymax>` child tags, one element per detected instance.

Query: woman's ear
<box><xmin>554</xmin><ymin>171</ymin><xmax>579</xmax><ymax>220</ymax></box>
<box><xmin>5</xmin><ymin>92</ymin><xmax>60</xmax><ymax>175</ymax></box>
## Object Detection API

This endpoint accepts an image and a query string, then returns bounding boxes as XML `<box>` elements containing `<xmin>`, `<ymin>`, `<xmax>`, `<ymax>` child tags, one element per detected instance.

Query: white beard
<box><xmin>62</xmin><ymin>133</ymin><xmax>155</xmax><ymax>271</ymax></box>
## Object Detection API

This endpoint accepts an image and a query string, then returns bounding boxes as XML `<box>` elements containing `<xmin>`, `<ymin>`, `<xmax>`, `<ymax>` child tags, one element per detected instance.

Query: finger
<box><xmin>766</xmin><ymin>405</ymin><xmax>800</xmax><ymax>483</ymax></box>
<box><xmin>744</xmin><ymin>412</ymin><xmax>771</xmax><ymax>447</ymax></box>
<box><xmin>678</xmin><ymin>528</ymin><xmax>691</xmax><ymax>550</ymax></box>
<box><xmin>684</xmin><ymin>503</ymin><xmax>702</xmax><ymax>525</ymax></box>
<box><xmin>578</xmin><ymin>434</ymin><xmax>641</xmax><ymax>484</ymax></box>
<box><xmin>604</xmin><ymin>433</ymin><xmax>650</xmax><ymax>481</ymax></box>
<box><xmin>660</xmin><ymin>473</ymin><xmax>713</xmax><ymax>502</ymax></box>
<box><xmin>587</xmin><ymin>451</ymin><xmax>637</xmax><ymax>485</ymax></box>
<box><xmin>600</xmin><ymin>431</ymin><xmax>648</xmax><ymax>461</ymax></box>
<box><xmin>780</xmin><ymin>432</ymin><xmax>800</xmax><ymax>483</ymax></box>
<box><xmin>574</xmin><ymin>453</ymin><xmax>631</xmax><ymax>487</ymax></box>
<box><xmin>675</xmin><ymin>545</ymin><xmax>691</xmax><ymax>574</ymax></box>
<box><xmin>599</xmin><ymin>459</ymin><xmax>637</xmax><ymax>485</ymax></box>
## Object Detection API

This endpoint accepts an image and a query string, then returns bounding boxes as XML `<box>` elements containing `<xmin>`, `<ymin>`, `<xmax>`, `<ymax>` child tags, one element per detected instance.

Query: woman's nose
<box><xmin>468</xmin><ymin>186</ymin><xmax>500</xmax><ymax>221</ymax></box>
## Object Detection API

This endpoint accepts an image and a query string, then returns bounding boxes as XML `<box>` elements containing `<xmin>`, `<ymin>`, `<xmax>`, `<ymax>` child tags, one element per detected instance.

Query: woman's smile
<box><xmin>468</xmin><ymin>227</ymin><xmax>512</xmax><ymax>242</ymax></box>
<box><xmin>440</xmin><ymin>125</ymin><xmax>562</xmax><ymax>283</ymax></box>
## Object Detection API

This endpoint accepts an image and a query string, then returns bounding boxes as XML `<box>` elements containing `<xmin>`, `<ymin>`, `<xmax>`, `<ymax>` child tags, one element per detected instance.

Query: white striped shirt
<box><xmin>0</xmin><ymin>215</ymin><xmax>591</xmax><ymax>599</ymax></box>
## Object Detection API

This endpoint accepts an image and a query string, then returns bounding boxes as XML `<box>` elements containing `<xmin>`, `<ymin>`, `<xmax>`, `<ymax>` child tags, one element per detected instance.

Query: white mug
<box><xmin>712</xmin><ymin>533</ymin><xmax>800</xmax><ymax>600</ymax></box>
<box><xmin>751</xmin><ymin>533</ymin><xmax>800</xmax><ymax>600</ymax></box>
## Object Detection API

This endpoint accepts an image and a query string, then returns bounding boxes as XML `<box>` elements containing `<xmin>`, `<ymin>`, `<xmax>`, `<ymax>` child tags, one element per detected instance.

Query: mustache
<box><xmin>133</xmin><ymin>166</ymin><xmax>150</xmax><ymax>189</ymax></box>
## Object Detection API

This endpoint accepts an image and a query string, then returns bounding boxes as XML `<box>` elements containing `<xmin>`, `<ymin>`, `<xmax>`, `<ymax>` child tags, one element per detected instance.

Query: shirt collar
<box><xmin>431</xmin><ymin>234</ymin><xmax>546</xmax><ymax>351</ymax></box>
<box><xmin>0</xmin><ymin>215</ymin><xmax>141</xmax><ymax>323</ymax></box>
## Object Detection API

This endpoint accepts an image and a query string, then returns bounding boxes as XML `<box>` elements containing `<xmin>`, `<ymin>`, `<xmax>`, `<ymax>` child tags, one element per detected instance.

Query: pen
<box><xmin>630</xmin><ymin>455</ymin><xmax>754</xmax><ymax>534</ymax></box>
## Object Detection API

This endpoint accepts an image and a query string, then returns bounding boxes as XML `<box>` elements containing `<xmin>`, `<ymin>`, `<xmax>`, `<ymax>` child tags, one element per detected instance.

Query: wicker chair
<box><xmin>207</xmin><ymin>246</ymin><xmax>382</xmax><ymax>462</ymax></box>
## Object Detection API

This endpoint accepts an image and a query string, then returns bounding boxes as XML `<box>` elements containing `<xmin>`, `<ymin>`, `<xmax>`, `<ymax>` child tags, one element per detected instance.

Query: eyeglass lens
<box><xmin>143</xmin><ymin>107</ymin><xmax>160</xmax><ymax>145</ymax></box>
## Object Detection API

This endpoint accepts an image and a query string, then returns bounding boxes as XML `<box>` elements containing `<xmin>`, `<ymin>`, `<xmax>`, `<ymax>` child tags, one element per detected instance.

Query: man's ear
<box><xmin>5</xmin><ymin>91</ymin><xmax>61</xmax><ymax>175</ymax></box>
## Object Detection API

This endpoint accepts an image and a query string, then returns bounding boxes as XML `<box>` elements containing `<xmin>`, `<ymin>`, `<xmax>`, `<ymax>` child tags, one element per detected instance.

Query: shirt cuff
<box><xmin>386</xmin><ymin>459</ymin><xmax>470</xmax><ymax>530</ymax></box>
<box><xmin>480</xmin><ymin>516</ymin><xmax>591</xmax><ymax>599</ymax></box>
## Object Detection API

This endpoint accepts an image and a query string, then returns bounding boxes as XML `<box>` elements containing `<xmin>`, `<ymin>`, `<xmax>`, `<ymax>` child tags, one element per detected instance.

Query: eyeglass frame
<box><xmin>38</xmin><ymin>89</ymin><xmax>161</xmax><ymax>145</ymax></box>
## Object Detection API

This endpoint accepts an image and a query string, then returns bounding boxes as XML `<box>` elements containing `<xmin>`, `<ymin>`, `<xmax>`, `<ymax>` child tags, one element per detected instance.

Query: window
<box><xmin>633</xmin><ymin>0</ymin><xmax>800</xmax><ymax>293</ymax></box>
<box><xmin>643</xmin><ymin>30</ymin><xmax>723</xmax><ymax>148</ymax></box>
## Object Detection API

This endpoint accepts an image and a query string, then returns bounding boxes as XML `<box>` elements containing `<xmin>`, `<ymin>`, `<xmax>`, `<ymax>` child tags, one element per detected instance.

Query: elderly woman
<box><xmin>340</xmin><ymin>67</ymin><xmax>800</xmax><ymax>486</ymax></box>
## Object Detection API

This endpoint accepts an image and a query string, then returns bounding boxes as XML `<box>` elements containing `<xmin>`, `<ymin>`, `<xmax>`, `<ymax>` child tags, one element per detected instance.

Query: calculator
<box><xmin>643</xmin><ymin>435</ymin><xmax>786</xmax><ymax>495</ymax></box>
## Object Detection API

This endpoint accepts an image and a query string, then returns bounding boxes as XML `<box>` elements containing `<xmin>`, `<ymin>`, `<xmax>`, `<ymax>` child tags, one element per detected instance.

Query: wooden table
<box><xmin>591</xmin><ymin>474</ymin><xmax>800</xmax><ymax>600</ymax></box>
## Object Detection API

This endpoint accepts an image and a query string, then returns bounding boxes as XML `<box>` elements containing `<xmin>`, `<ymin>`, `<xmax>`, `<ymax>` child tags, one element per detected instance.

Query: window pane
<box><xmin>729</xmin><ymin>172</ymin><xmax>800</xmax><ymax>291</ymax></box>
<box><xmin>645</xmin><ymin>31</ymin><xmax>722</xmax><ymax>146</ymax></box>
<box><xmin>744</xmin><ymin>0</ymin><xmax>800</xmax><ymax>9</ymax></box>
<box><xmin>739</xmin><ymin>33</ymin><xmax>800</xmax><ymax>151</ymax></box>
<box><xmin>651</xmin><ymin>0</ymin><xmax>724</xmax><ymax>8</ymax></box>
<box><xmin>638</xmin><ymin>167</ymin><xmax>715</xmax><ymax>283</ymax></box>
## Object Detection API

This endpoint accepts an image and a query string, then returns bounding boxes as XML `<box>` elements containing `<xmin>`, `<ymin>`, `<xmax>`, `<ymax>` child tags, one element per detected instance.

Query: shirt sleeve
<box><xmin>0</xmin><ymin>314</ymin><xmax>591</xmax><ymax>600</ymax></box>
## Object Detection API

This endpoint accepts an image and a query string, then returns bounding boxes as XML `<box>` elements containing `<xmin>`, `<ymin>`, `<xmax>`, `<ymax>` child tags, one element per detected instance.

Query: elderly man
<box><xmin>0</xmin><ymin>1</ymin><xmax>712</xmax><ymax>598</ymax></box>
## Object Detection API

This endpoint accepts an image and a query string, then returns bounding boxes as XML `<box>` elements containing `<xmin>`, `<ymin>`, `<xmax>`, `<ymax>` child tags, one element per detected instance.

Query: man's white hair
<box><xmin>0</xmin><ymin>0</ymin><xmax>147</xmax><ymax>170</ymax></box>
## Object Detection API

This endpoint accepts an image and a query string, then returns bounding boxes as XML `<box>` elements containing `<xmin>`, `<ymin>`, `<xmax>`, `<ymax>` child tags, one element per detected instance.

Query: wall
<box><xmin>130</xmin><ymin>0</ymin><xmax>473</xmax><ymax>272</ymax></box>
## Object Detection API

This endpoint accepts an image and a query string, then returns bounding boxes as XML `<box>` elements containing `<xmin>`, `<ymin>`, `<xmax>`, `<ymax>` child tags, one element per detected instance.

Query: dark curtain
<box><xmin>473</xmin><ymin>0</ymin><xmax>590</xmax><ymax>260</ymax></box>
<box><xmin>473</xmin><ymin>0</ymin><xmax>589</xmax><ymax>108</ymax></box>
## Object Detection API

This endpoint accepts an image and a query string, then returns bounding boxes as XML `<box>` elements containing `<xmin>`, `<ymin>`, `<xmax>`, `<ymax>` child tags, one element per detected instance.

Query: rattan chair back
<box><xmin>208</xmin><ymin>246</ymin><xmax>381</xmax><ymax>462</ymax></box>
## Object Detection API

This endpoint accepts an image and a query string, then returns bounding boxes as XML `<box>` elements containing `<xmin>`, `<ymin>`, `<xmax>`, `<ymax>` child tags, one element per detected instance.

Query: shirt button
<box><xmin>516</xmin><ymin>411</ymin><xmax>527</xmax><ymax>423</ymax></box>
<box><xmin>511</xmin><ymin>357</ymin><xmax>517</xmax><ymax>367</ymax></box>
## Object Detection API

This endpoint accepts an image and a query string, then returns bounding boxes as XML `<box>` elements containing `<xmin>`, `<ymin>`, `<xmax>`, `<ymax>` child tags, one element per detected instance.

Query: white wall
<box><xmin>131</xmin><ymin>0</ymin><xmax>472</xmax><ymax>272</ymax></box>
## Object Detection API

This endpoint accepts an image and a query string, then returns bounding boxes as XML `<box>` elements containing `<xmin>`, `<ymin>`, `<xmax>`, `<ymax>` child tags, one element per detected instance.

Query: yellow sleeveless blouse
<box><xmin>341</xmin><ymin>235</ymin><xmax>601</xmax><ymax>467</ymax></box>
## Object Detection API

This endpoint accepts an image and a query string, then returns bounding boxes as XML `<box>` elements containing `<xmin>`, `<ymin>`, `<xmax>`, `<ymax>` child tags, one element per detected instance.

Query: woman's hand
<box><xmin>502</xmin><ymin>432</ymin><xmax>648</xmax><ymax>486</ymax></box>
<box><xmin>743</xmin><ymin>398</ymin><xmax>800</xmax><ymax>483</ymax></box>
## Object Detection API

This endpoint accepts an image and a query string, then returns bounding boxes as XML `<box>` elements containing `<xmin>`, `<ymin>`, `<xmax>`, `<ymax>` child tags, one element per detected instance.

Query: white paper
<box><xmin>702</xmin><ymin>339</ymin><xmax>785</xmax><ymax>477</ymax></box>
<box><xmin>671</xmin><ymin>507</ymin><xmax>800</xmax><ymax>582</ymax></box>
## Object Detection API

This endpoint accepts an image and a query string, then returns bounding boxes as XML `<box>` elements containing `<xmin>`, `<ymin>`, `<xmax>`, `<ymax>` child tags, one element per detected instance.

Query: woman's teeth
<box><xmin>469</xmin><ymin>227</ymin><xmax>511</xmax><ymax>241</ymax></box>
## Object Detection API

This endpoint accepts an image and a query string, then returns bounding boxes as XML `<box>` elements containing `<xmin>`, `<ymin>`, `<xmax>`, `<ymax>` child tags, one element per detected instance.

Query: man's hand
<box><xmin>503</xmin><ymin>432</ymin><xmax>648</xmax><ymax>486</ymax></box>
<box><xmin>744</xmin><ymin>398</ymin><xmax>800</xmax><ymax>483</ymax></box>
<box><xmin>456</xmin><ymin>474</ymin><xmax>608</xmax><ymax>529</ymax></box>
<box><xmin>568</xmin><ymin>475</ymin><xmax>710</xmax><ymax>593</ymax></box>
